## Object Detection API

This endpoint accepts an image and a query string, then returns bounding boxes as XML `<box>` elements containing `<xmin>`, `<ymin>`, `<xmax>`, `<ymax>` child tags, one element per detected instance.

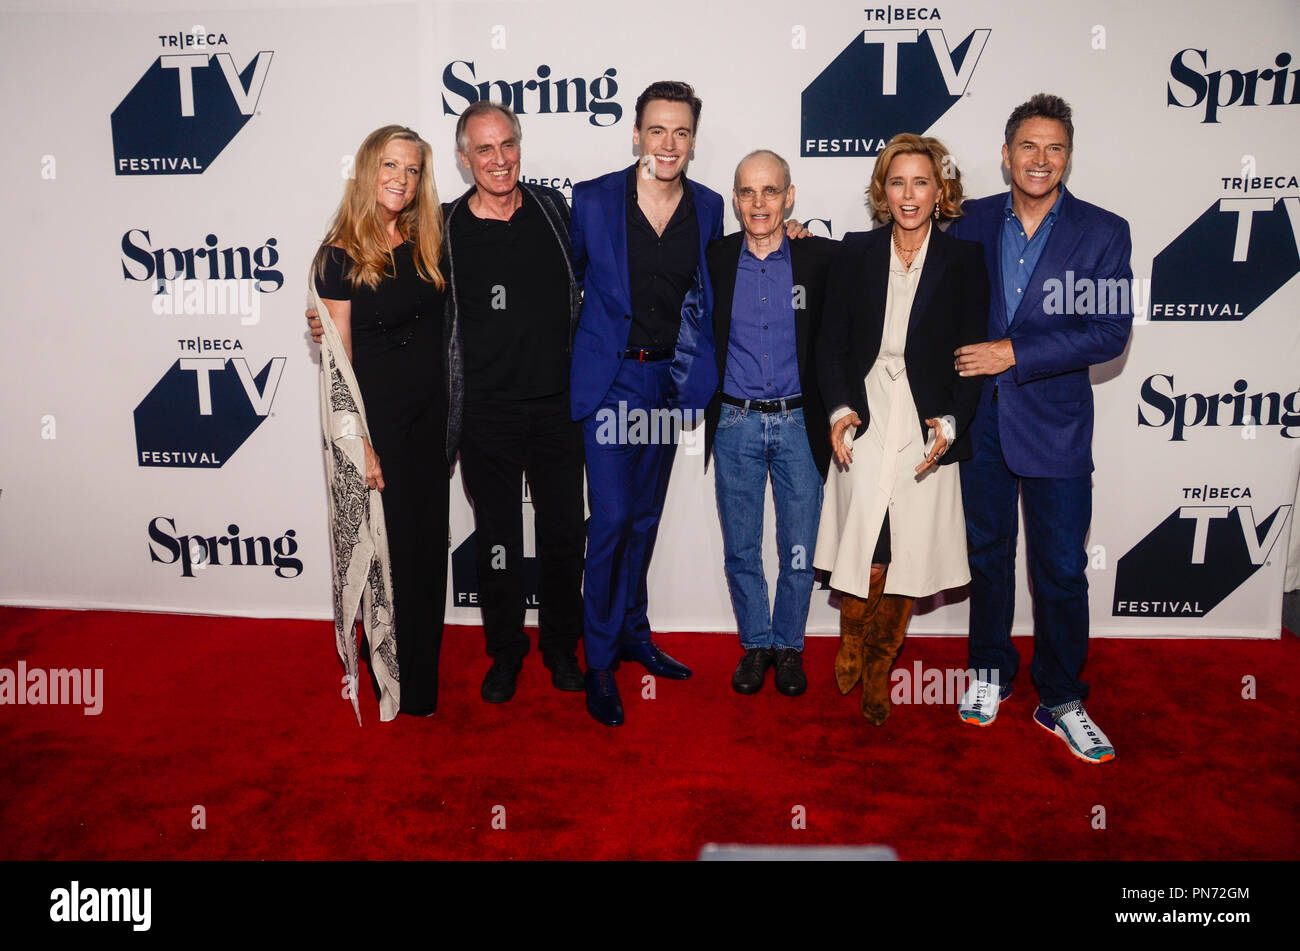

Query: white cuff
<box><xmin>829</xmin><ymin>405</ymin><xmax>854</xmax><ymax>426</ymax></box>
<box><xmin>939</xmin><ymin>415</ymin><xmax>956</xmax><ymax>443</ymax></box>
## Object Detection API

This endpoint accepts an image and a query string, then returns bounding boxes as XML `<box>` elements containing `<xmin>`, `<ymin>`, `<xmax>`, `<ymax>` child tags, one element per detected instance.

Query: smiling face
<box><xmin>883</xmin><ymin>151</ymin><xmax>939</xmax><ymax>233</ymax></box>
<box><xmin>376</xmin><ymin>138</ymin><xmax>422</xmax><ymax>218</ymax></box>
<box><xmin>734</xmin><ymin>154</ymin><xmax>793</xmax><ymax>243</ymax></box>
<box><xmin>458</xmin><ymin>110</ymin><xmax>521</xmax><ymax>198</ymax></box>
<box><xmin>1002</xmin><ymin>115</ymin><xmax>1070</xmax><ymax>205</ymax></box>
<box><xmin>633</xmin><ymin>99</ymin><xmax>696</xmax><ymax>182</ymax></box>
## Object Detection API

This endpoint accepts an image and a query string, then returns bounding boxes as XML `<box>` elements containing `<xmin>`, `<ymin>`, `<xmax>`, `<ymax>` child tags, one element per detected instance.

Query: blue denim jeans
<box><xmin>713</xmin><ymin>402</ymin><xmax>823</xmax><ymax>651</ymax></box>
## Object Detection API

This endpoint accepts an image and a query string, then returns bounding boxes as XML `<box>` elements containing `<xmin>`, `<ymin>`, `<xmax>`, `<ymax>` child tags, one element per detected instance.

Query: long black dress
<box><xmin>316</xmin><ymin>242</ymin><xmax>448</xmax><ymax>715</ymax></box>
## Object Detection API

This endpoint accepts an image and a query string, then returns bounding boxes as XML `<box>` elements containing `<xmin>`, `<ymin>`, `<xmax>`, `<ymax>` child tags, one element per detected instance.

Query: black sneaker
<box><xmin>773</xmin><ymin>648</ymin><xmax>807</xmax><ymax>697</ymax></box>
<box><xmin>732</xmin><ymin>648</ymin><xmax>774</xmax><ymax>694</ymax></box>
<box><xmin>481</xmin><ymin>659</ymin><xmax>522</xmax><ymax>703</ymax></box>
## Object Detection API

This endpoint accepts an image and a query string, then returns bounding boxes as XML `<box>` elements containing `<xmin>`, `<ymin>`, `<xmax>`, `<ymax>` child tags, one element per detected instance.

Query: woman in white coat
<box><xmin>814</xmin><ymin>134</ymin><xmax>990</xmax><ymax>725</ymax></box>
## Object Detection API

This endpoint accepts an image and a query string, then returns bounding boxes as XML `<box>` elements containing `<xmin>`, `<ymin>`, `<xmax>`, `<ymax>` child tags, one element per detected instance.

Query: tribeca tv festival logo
<box><xmin>1149</xmin><ymin>173</ymin><xmax>1299</xmax><ymax>322</ymax></box>
<box><xmin>441</xmin><ymin>60</ymin><xmax>622</xmax><ymax>126</ymax></box>
<box><xmin>801</xmin><ymin>9</ymin><xmax>988</xmax><ymax>157</ymax></box>
<box><xmin>111</xmin><ymin>29</ymin><xmax>272</xmax><ymax>175</ymax></box>
<box><xmin>1113</xmin><ymin>486</ymin><xmax>1291</xmax><ymax>617</ymax></box>
<box><xmin>133</xmin><ymin>339</ymin><xmax>285</xmax><ymax>468</ymax></box>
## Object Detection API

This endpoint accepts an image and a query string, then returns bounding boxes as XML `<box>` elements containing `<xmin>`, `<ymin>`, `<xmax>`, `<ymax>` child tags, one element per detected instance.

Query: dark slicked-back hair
<box><xmin>1004</xmin><ymin>93</ymin><xmax>1074</xmax><ymax>150</ymax></box>
<box><xmin>635</xmin><ymin>80</ymin><xmax>702</xmax><ymax>131</ymax></box>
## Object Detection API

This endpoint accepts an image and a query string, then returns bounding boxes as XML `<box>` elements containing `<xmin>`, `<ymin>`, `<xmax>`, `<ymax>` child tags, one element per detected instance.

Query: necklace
<box><xmin>892</xmin><ymin>227</ymin><xmax>923</xmax><ymax>269</ymax></box>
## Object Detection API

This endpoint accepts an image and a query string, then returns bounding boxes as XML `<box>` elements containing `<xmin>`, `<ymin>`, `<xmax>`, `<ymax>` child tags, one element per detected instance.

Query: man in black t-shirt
<box><xmin>442</xmin><ymin>101</ymin><xmax>587</xmax><ymax>703</ymax></box>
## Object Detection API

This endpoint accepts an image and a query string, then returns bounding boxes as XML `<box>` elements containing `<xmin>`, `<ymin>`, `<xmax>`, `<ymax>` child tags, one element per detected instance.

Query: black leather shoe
<box><xmin>773</xmin><ymin>648</ymin><xmax>807</xmax><ymax>697</ymax></box>
<box><xmin>480</xmin><ymin>659</ymin><xmax>522</xmax><ymax>703</ymax></box>
<box><xmin>585</xmin><ymin>670</ymin><xmax>624</xmax><ymax>726</ymax></box>
<box><xmin>732</xmin><ymin>647</ymin><xmax>774</xmax><ymax>694</ymax></box>
<box><xmin>545</xmin><ymin>653</ymin><xmax>585</xmax><ymax>692</ymax></box>
<box><xmin>619</xmin><ymin>639</ymin><xmax>691</xmax><ymax>679</ymax></box>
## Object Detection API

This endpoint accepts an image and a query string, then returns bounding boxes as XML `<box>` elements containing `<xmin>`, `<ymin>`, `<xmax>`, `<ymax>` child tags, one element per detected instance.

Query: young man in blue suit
<box><xmin>568</xmin><ymin>81</ymin><xmax>725</xmax><ymax>726</ymax></box>
<box><xmin>947</xmin><ymin>94</ymin><xmax>1132</xmax><ymax>763</ymax></box>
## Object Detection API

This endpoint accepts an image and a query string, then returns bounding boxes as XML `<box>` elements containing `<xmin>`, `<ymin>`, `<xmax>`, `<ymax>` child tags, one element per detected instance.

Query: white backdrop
<box><xmin>1</xmin><ymin>0</ymin><xmax>1297</xmax><ymax>639</ymax></box>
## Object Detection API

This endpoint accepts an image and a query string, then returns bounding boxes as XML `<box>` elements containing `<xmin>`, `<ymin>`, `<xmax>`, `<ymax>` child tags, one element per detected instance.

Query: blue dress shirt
<box><xmin>1001</xmin><ymin>186</ymin><xmax>1065</xmax><ymax>327</ymax></box>
<box><xmin>723</xmin><ymin>235</ymin><xmax>801</xmax><ymax>399</ymax></box>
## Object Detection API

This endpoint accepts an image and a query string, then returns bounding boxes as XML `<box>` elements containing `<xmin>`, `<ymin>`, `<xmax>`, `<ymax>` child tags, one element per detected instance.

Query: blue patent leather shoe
<box><xmin>585</xmin><ymin>669</ymin><xmax>624</xmax><ymax>727</ymax></box>
<box><xmin>618</xmin><ymin>639</ymin><xmax>691</xmax><ymax>680</ymax></box>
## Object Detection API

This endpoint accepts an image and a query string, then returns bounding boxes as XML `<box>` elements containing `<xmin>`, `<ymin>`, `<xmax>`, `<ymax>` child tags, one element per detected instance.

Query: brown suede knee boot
<box><xmin>834</xmin><ymin>570</ymin><xmax>886</xmax><ymax>694</ymax></box>
<box><xmin>860</xmin><ymin>591</ymin><xmax>914</xmax><ymax>726</ymax></box>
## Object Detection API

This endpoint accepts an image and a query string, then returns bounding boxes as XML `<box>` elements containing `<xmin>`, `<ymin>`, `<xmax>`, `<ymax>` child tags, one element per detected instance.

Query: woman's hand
<box><xmin>363</xmin><ymin>437</ymin><xmax>385</xmax><ymax>492</ymax></box>
<box><xmin>915</xmin><ymin>418</ymin><xmax>948</xmax><ymax>474</ymax></box>
<box><xmin>830</xmin><ymin>412</ymin><xmax>862</xmax><ymax>466</ymax></box>
<box><xmin>306</xmin><ymin>309</ymin><xmax>324</xmax><ymax>343</ymax></box>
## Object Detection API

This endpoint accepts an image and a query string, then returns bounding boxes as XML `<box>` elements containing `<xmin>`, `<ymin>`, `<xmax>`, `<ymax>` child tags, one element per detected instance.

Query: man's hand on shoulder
<box><xmin>955</xmin><ymin>339</ymin><xmax>1015</xmax><ymax>377</ymax></box>
<box><xmin>784</xmin><ymin>219</ymin><xmax>811</xmax><ymax>240</ymax></box>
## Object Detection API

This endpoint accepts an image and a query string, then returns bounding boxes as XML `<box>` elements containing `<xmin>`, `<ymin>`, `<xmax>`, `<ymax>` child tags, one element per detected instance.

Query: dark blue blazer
<box><xmin>568</xmin><ymin>165</ymin><xmax>724</xmax><ymax>421</ymax></box>
<box><xmin>816</xmin><ymin>225</ymin><xmax>989</xmax><ymax>464</ymax></box>
<box><xmin>947</xmin><ymin>187</ymin><xmax>1133</xmax><ymax>478</ymax></box>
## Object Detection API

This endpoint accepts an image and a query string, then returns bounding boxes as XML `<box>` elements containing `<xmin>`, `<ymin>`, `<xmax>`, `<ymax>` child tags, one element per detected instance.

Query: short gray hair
<box><xmin>733</xmin><ymin>149</ymin><xmax>791</xmax><ymax>190</ymax></box>
<box><xmin>455</xmin><ymin>100</ymin><xmax>522</xmax><ymax>154</ymax></box>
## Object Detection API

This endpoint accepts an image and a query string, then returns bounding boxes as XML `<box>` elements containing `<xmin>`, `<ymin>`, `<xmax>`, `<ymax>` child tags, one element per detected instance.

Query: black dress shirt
<box><xmin>625</xmin><ymin>166</ymin><xmax>700</xmax><ymax>349</ymax></box>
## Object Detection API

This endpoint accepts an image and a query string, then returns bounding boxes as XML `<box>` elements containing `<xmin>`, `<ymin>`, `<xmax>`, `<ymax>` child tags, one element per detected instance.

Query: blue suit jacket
<box><xmin>948</xmin><ymin>187</ymin><xmax>1133</xmax><ymax>478</ymax></box>
<box><xmin>569</xmin><ymin>165</ymin><xmax>725</xmax><ymax>421</ymax></box>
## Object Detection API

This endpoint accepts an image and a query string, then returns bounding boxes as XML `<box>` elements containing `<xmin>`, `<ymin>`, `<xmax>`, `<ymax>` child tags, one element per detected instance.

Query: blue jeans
<box><xmin>960</xmin><ymin>392</ymin><xmax>1092</xmax><ymax>708</ymax></box>
<box><xmin>713</xmin><ymin>402</ymin><xmax>823</xmax><ymax>651</ymax></box>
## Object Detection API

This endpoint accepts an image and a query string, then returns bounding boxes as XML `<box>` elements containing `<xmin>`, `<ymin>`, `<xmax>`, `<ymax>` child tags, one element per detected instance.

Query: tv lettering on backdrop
<box><xmin>801</xmin><ymin>10</ymin><xmax>988</xmax><ymax>156</ymax></box>
<box><xmin>1113</xmin><ymin>492</ymin><xmax>1292</xmax><ymax>618</ymax></box>
<box><xmin>1150</xmin><ymin>190</ymin><xmax>1300</xmax><ymax>321</ymax></box>
<box><xmin>111</xmin><ymin>32</ymin><xmax>272</xmax><ymax>175</ymax></box>
<box><xmin>134</xmin><ymin>352</ymin><xmax>285</xmax><ymax>468</ymax></box>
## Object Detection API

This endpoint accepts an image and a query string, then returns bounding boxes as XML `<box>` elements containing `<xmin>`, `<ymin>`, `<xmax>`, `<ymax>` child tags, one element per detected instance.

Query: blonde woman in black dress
<box><xmin>314</xmin><ymin>125</ymin><xmax>448</xmax><ymax>718</ymax></box>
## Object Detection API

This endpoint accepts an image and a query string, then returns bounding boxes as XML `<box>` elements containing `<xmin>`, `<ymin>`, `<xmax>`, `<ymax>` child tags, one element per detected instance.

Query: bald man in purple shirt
<box><xmin>697</xmin><ymin>150</ymin><xmax>837</xmax><ymax>697</ymax></box>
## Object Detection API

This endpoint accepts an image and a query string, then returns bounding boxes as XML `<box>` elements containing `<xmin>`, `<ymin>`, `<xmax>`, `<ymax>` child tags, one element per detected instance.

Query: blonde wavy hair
<box><xmin>315</xmin><ymin>125</ymin><xmax>445</xmax><ymax>291</ymax></box>
<box><xmin>867</xmin><ymin>133</ymin><xmax>965</xmax><ymax>224</ymax></box>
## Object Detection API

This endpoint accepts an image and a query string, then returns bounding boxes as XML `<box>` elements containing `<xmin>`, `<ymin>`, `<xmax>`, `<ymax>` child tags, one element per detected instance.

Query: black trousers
<box><xmin>368</xmin><ymin>396</ymin><xmax>450</xmax><ymax>716</ymax></box>
<box><xmin>459</xmin><ymin>393</ymin><xmax>585</xmax><ymax>664</ymax></box>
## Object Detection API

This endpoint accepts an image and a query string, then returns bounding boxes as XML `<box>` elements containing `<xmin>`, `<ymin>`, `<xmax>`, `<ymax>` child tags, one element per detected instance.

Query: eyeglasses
<box><xmin>735</xmin><ymin>186</ymin><xmax>785</xmax><ymax>203</ymax></box>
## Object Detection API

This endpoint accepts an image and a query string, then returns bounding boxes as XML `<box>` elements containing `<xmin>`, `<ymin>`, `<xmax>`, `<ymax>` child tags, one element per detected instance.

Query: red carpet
<box><xmin>0</xmin><ymin>606</ymin><xmax>1296</xmax><ymax>861</ymax></box>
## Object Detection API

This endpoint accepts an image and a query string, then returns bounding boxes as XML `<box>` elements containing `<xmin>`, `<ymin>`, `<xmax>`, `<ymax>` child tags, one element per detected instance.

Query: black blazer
<box><xmin>703</xmin><ymin>232</ymin><xmax>838</xmax><ymax>477</ymax></box>
<box><xmin>815</xmin><ymin>225</ymin><xmax>990</xmax><ymax>462</ymax></box>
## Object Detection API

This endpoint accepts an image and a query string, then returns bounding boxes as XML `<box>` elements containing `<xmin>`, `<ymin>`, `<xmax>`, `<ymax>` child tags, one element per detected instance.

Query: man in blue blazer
<box><xmin>947</xmin><ymin>93</ymin><xmax>1132</xmax><ymax>763</ymax></box>
<box><xmin>569</xmin><ymin>81</ymin><xmax>724</xmax><ymax>726</ymax></box>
